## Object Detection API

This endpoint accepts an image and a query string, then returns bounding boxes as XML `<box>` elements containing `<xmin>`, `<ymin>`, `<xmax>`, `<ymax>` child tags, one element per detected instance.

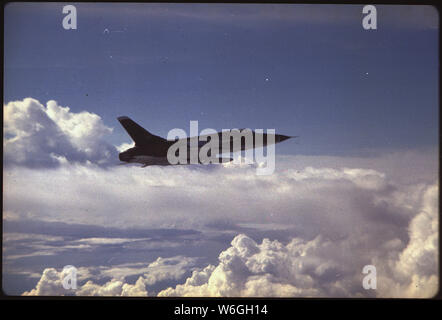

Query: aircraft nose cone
<box><xmin>276</xmin><ymin>134</ymin><xmax>292</xmax><ymax>143</ymax></box>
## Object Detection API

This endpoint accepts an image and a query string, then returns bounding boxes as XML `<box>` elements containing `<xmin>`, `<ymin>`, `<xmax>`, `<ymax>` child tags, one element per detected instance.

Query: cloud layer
<box><xmin>6</xmin><ymin>162</ymin><xmax>438</xmax><ymax>297</ymax></box>
<box><xmin>159</xmin><ymin>183</ymin><xmax>438</xmax><ymax>298</ymax></box>
<box><xmin>3</xmin><ymin>97</ymin><xmax>438</xmax><ymax>297</ymax></box>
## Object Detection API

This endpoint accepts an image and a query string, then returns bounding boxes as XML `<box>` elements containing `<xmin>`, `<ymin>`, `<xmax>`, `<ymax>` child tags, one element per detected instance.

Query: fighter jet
<box><xmin>117</xmin><ymin>116</ymin><xmax>294</xmax><ymax>167</ymax></box>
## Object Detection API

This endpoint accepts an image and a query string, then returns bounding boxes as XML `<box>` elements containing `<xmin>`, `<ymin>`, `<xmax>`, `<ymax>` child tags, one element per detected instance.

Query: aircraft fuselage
<box><xmin>117</xmin><ymin>116</ymin><xmax>293</xmax><ymax>167</ymax></box>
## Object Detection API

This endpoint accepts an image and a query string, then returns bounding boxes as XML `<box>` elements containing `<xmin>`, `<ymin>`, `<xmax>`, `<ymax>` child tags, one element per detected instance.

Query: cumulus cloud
<box><xmin>15</xmin><ymin>164</ymin><xmax>438</xmax><ymax>297</ymax></box>
<box><xmin>374</xmin><ymin>184</ymin><xmax>439</xmax><ymax>298</ymax></box>
<box><xmin>22</xmin><ymin>267</ymin><xmax>148</xmax><ymax>296</ymax></box>
<box><xmin>22</xmin><ymin>268</ymin><xmax>72</xmax><ymax>296</ymax></box>
<box><xmin>76</xmin><ymin>277</ymin><xmax>148</xmax><ymax>296</ymax></box>
<box><xmin>22</xmin><ymin>256</ymin><xmax>197</xmax><ymax>296</ymax></box>
<box><xmin>4</xmin><ymin>98</ymin><xmax>117</xmax><ymax>167</ymax></box>
<box><xmin>159</xmin><ymin>185</ymin><xmax>438</xmax><ymax>298</ymax></box>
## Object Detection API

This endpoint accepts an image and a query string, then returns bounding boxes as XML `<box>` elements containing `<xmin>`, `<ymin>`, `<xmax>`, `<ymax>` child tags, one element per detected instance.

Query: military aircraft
<box><xmin>117</xmin><ymin>116</ymin><xmax>294</xmax><ymax>167</ymax></box>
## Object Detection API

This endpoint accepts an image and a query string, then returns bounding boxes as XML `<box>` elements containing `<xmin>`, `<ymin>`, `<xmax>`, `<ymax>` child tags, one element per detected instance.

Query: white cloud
<box><xmin>159</xmin><ymin>186</ymin><xmax>438</xmax><ymax>298</ymax></box>
<box><xmin>93</xmin><ymin>256</ymin><xmax>197</xmax><ymax>286</ymax></box>
<box><xmin>158</xmin><ymin>234</ymin><xmax>348</xmax><ymax>297</ymax></box>
<box><xmin>375</xmin><ymin>184</ymin><xmax>439</xmax><ymax>298</ymax></box>
<box><xmin>23</xmin><ymin>267</ymin><xmax>77</xmax><ymax>296</ymax></box>
<box><xmin>13</xmin><ymin>159</ymin><xmax>438</xmax><ymax>297</ymax></box>
<box><xmin>4</xmin><ymin>97</ymin><xmax>438</xmax><ymax>297</ymax></box>
<box><xmin>116</xmin><ymin>141</ymin><xmax>135</xmax><ymax>152</ymax></box>
<box><xmin>23</xmin><ymin>270</ymin><xmax>148</xmax><ymax>296</ymax></box>
<box><xmin>22</xmin><ymin>255</ymin><xmax>197</xmax><ymax>296</ymax></box>
<box><xmin>76</xmin><ymin>277</ymin><xmax>148</xmax><ymax>296</ymax></box>
<box><xmin>142</xmin><ymin>256</ymin><xmax>197</xmax><ymax>286</ymax></box>
<box><xmin>3</xmin><ymin>156</ymin><xmax>431</xmax><ymax>231</ymax></box>
<box><xmin>4</xmin><ymin>98</ymin><xmax>117</xmax><ymax>167</ymax></box>
<box><xmin>7</xmin><ymin>154</ymin><xmax>438</xmax><ymax>297</ymax></box>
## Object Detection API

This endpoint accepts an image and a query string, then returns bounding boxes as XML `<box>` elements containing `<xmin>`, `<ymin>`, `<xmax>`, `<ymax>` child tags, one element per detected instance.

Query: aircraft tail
<box><xmin>117</xmin><ymin>116</ymin><xmax>166</xmax><ymax>146</ymax></box>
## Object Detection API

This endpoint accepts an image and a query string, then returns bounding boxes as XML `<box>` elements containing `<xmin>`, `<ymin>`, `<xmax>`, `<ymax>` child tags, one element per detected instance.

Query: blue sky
<box><xmin>4</xmin><ymin>3</ymin><xmax>438</xmax><ymax>156</ymax></box>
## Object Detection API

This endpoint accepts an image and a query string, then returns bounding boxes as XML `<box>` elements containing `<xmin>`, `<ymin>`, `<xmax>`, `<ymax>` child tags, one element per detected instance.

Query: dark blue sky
<box><xmin>4</xmin><ymin>3</ymin><xmax>439</xmax><ymax>156</ymax></box>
